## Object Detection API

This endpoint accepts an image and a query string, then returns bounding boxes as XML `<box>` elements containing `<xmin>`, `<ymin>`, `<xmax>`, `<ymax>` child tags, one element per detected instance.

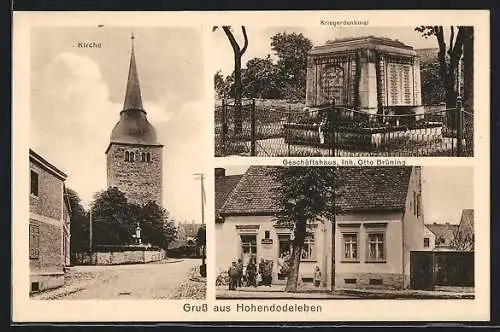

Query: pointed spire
<box><xmin>123</xmin><ymin>32</ymin><xmax>144</xmax><ymax>112</ymax></box>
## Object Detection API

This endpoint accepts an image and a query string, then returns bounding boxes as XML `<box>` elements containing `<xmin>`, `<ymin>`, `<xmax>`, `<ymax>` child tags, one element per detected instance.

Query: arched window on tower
<box><xmin>125</xmin><ymin>151</ymin><xmax>130</xmax><ymax>162</ymax></box>
<box><xmin>130</xmin><ymin>151</ymin><xmax>135</xmax><ymax>162</ymax></box>
<box><xmin>141</xmin><ymin>152</ymin><xmax>146</xmax><ymax>162</ymax></box>
<box><xmin>147</xmin><ymin>152</ymin><xmax>151</xmax><ymax>163</ymax></box>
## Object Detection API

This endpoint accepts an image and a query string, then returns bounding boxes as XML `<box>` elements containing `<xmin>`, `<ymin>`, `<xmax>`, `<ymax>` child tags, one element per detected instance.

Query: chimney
<box><xmin>215</xmin><ymin>167</ymin><xmax>226</xmax><ymax>178</ymax></box>
<box><xmin>445</xmin><ymin>222</ymin><xmax>449</xmax><ymax>225</ymax></box>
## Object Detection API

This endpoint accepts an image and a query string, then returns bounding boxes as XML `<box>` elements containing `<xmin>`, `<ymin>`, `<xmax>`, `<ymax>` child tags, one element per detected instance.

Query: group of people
<box><xmin>227</xmin><ymin>257</ymin><xmax>273</xmax><ymax>290</ymax></box>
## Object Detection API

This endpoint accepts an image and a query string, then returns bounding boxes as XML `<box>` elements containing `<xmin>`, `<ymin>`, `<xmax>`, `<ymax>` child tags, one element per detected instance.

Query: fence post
<box><xmin>456</xmin><ymin>96</ymin><xmax>463</xmax><ymax>157</ymax></box>
<box><xmin>222</xmin><ymin>98</ymin><xmax>227</xmax><ymax>156</ymax></box>
<box><xmin>287</xmin><ymin>105</ymin><xmax>291</xmax><ymax>157</ymax></box>
<box><xmin>250</xmin><ymin>98</ymin><xmax>256</xmax><ymax>156</ymax></box>
<box><xmin>329</xmin><ymin>98</ymin><xmax>336</xmax><ymax>157</ymax></box>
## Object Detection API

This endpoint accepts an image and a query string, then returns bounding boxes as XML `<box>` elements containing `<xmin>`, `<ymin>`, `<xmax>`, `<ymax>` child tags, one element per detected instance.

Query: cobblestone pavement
<box><xmin>31</xmin><ymin>258</ymin><xmax>204</xmax><ymax>300</ymax></box>
<box><xmin>171</xmin><ymin>265</ymin><xmax>207</xmax><ymax>300</ymax></box>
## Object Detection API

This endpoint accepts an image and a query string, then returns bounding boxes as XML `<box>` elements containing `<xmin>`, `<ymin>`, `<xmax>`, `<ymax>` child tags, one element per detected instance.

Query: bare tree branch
<box><xmin>435</xmin><ymin>26</ymin><xmax>448</xmax><ymax>79</ymax></box>
<box><xmin>240</xmin><ymin>26</ymin><xmax>249</xmax><ymax>56</ymax></box>
<box><xmin>222</xmin><ymin>26</ymin><xmax>241</xmax><ymax>54</ymax></box>
<box><xmin>448</xmin><ymin>26</ymin><xmax>455</xmax><ymax>59</ymax></box>
<box><xmin>450</xmin><ymin>27</ymin><xmax>466</xmax><ymax>70</ymax></box>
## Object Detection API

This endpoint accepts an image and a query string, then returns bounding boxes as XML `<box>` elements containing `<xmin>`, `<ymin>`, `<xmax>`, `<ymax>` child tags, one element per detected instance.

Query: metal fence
<box><xmin>215</xmin><ymin>98</ymin><xmax>474</xmax><ymax>157</ymax></box>
<box><xmin>410</xmin><ymin>251</ymin><xmax>474</xmax><ymax>290</ymax></box>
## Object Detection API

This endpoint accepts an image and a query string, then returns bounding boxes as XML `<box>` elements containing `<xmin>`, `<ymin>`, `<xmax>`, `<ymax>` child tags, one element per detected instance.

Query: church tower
<box><xmin>106</xmin><ymin>34</ymin><xmax>163</xmax><ymax>206</ymax></box>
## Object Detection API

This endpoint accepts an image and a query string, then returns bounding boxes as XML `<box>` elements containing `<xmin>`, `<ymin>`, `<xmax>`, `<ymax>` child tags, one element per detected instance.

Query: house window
<box><xmin>141</xmin><ymin>152</ymin><xmax>146</xmax><ymax>162</ymax></box>
<box><xmin>130</xmin><ymin>151</ymin><xmax>135</xmax><ymax>162</ymax></box>
<box><xmin>424</xmin><ymin>237</ymin><xmax>430</xmax><ymax>248</ymax></box>
<box><xmin>240</xmin><ymin>235</ymin><xmax>257</xmax><ymax>266</ymax></box>
<box><xmin>147</xmin><ymin>152</ymin><xmax>151</xmax><ymax>163</ymax></box>
<box><xmin>342</xmin><ymin>233</ymin><xmax>358</xmax><ymax>261</ymax></box>
<box><xmin>30</xmin><ymin>170</ymin><xmax>39</xmax><ymax>197</ymax></box>
<box><xmin>301</xmin><ymin>235</ymin><xmax>315</xmax><ymax>260</ymax></box>
<box><xmin>366</xmin><ymin>232</ymin><xmax>385</xmax><ymax>262</ymax></box>
<box><xmin>344</xmin><ymin>278</ymin><xmax>357</xmax><ymax>284</ymax></box>
<box><xmin>29</xmin><ymin>224</ymin><xmax>40</xmax><ymax>259</ymax></box>
<box><xmin>264</xmin><ymin>231</ymin><xmax>270</xmax><ymax>239</ymax></box>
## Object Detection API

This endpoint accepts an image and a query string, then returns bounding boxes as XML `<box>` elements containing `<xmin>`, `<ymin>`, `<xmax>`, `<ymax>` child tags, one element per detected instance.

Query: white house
<box><xmin>215</xmin><ymin>166</ymin><xmax>425</xmax><ymax>290</ymax></box>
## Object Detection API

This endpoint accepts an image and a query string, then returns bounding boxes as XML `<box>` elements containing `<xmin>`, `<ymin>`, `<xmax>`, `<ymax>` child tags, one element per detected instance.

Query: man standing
<box><xmin>236</xmin><ymin>259</ymin><xmax>244</xmax><ymax>287</ymax></box>
<box><xmin>228</xmin><ymin>261</ymin><xmax>239</xmax><ymax>290</ymax></box>
<box><xmin>258</xmin><ymin>258</ymin><xmax>266</xmax><ymax>286</ymax></box>
<box><xmin>246</xmin><ymin>258</ymin><xmax>257</xmax><ymax>287</ymax></box>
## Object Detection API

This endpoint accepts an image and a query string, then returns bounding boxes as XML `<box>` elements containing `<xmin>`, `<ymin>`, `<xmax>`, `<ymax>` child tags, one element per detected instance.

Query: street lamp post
<box><xmin>89</xmin><ymin>206</ymin><xmax>93</xmax><ymax>253</ymax></box>
<box><xmin>194</xmin><ymin>173</ymin><xmax>206</xmax><ymax>277</ymax></box>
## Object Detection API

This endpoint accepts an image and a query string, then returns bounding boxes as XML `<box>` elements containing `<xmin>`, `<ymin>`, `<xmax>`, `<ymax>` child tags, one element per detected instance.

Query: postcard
<box><xmin>12</xmin><ymin>10</ymin><xmax>490</xmax><ymax>322</ymax></box>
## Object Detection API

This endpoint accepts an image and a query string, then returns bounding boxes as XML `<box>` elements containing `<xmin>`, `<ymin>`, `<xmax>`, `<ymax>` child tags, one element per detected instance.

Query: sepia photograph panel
<box><xmin>29</xmin><ymin>26</ymin><xmax>207</xmax><ymax>300</ymax></box>
<box><xmin>215</xmin><ymin>166</ymin><xmax>474</xmax><ymax>299</ymax></box>
<box><xmin>213</xmin><ymin>26</ymin><xmax>474</xmax><ymax>158</ymax></box>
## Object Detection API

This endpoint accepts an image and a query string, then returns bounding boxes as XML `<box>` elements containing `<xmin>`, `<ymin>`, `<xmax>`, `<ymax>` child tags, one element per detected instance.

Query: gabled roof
<box><xmin>335</xmin><ymin>167</ymin><xmax>412</xmax><ymax>212</ymax></box>
<box><xmin>29</xmin><ymin>149</ymin><xmax>68</xmax><ymax>181</ymax></box>
<box><xmin>215</xmin><ymin>174</ymin><xmax>243</xmax><ymax>220</ymax></box>
<box><xmin>425</xmin><ymin>223</ymin><xmax>459</xmax><ymax>246</ymax></box>
<box><xmin>460</xmin><ymin>209</ymin><xmax>474</xmax><ymax>232</ymax></box>
<box><xmin>219</xmin><ymin>166</ymin><xmax>413</xmax><ymax>216</ymax></box>
<box><xmin>180</xmin><ymin>223</ymin><xmax>203</xmax><ymax>238</ymax></box>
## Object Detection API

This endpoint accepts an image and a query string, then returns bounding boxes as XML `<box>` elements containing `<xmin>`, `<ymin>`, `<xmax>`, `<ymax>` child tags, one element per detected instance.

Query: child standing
<box><xmin>313</xmin><ymin>266</ymin><xmax>322</xmax><ymax>287</ymax></box>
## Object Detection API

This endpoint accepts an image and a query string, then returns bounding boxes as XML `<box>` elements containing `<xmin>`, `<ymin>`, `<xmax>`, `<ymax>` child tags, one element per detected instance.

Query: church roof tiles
<box><xmin>108</xmin><ymin>35</ymin><xmax>161</xmax><ymax>149</ymax></box>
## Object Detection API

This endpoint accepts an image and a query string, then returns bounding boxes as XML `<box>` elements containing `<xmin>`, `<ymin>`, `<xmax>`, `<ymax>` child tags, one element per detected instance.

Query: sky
<box><xmin>222</xmin><ymin>166</ymin><xmax>473</xmax><ymax>225</ymax></box>
<box><xmin>30</xmin><ymin>27</ymin><xmax>208</xmax><ymax>223</ymax></box>
<box><xmin>212</xmin><ymin>26</ymin><xmax>438</xmax><ymax>76</ymax></box>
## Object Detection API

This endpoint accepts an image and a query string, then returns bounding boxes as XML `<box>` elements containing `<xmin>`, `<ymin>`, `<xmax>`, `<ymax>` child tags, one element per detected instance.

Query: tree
<box><xmin>451</xmin><ymin>230</ymin><xmax>474</xmax><ymax>252</ymax></box>
<box><xmin>271</xmin><ymin>167</ymin><xmax>342</xmax><ymax>292</ymax></box>
<box><xmin>420</xmin><ymin>60</ymin><xmax>445</xmax><ymax>105</ymax></box>
<box><xmin>270</xmin><ymin>32</ymin><xmax>312</xmax><ymax>101</ymax></box>
<box><xmin>136</xmin><ymin>201</ymin><xmax>177</xmax><ymax>250</ymax></box>
<box><xmin>196</xmin><ymin>224</ymin><xmax>206</xmax><ymax>247</ymax></box>
<box><xmin>462</xmin><ymin>27</ymin><xmax>473</xmax><ymax>114</ymax></box>
<box><xmin>214</xmin><ymin>70</ymin><xmax>227</xmax><ymax>99</ymax></box>
<box><xmin>461</xmin><ymin>27</ymin><xmax>474</xmax><ymax>154</ymax></box>
<box><xmin>214</xmin><ymin>26</ymin><xmax>249</xmax><ymax>134</ymax></box>
<box><xmin>415</xmin><ymin>26</ymin><xmax>467</xmax><ymax>109</ymax></box>
<box><xmin>90</xmin><ymin>187</ymin><xmax>135</xmax><ymax>246</ymax></box>
<box><xmin>66</xmin><ymin>188</ymin><xmax>89</xmax><ymax>254</ymax></box>
<box><xmin>242</xmin><ymin>55</ymin><xmax>280</xmax><ymax>99</ymax></box>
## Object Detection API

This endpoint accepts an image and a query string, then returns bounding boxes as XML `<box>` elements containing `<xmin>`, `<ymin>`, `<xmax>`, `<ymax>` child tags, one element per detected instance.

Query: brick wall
<box><xmin>106</xmin><ymin>144</ymin><xmax>163</xmax><ymax>205</ymax></box>
<box><xmin>29</xmin><ymin>219</ymin><xmax>63</xmax><ymax>274</ymax></box>
<box><xmin>73</xmin><ymin>249</ymin><xmax>165</xmax><ymax>265</ymax></box>
<box><xmin>30</xmin><ymin>163</ymin><xmax>63</xmax><ymax>220</ymax></box>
